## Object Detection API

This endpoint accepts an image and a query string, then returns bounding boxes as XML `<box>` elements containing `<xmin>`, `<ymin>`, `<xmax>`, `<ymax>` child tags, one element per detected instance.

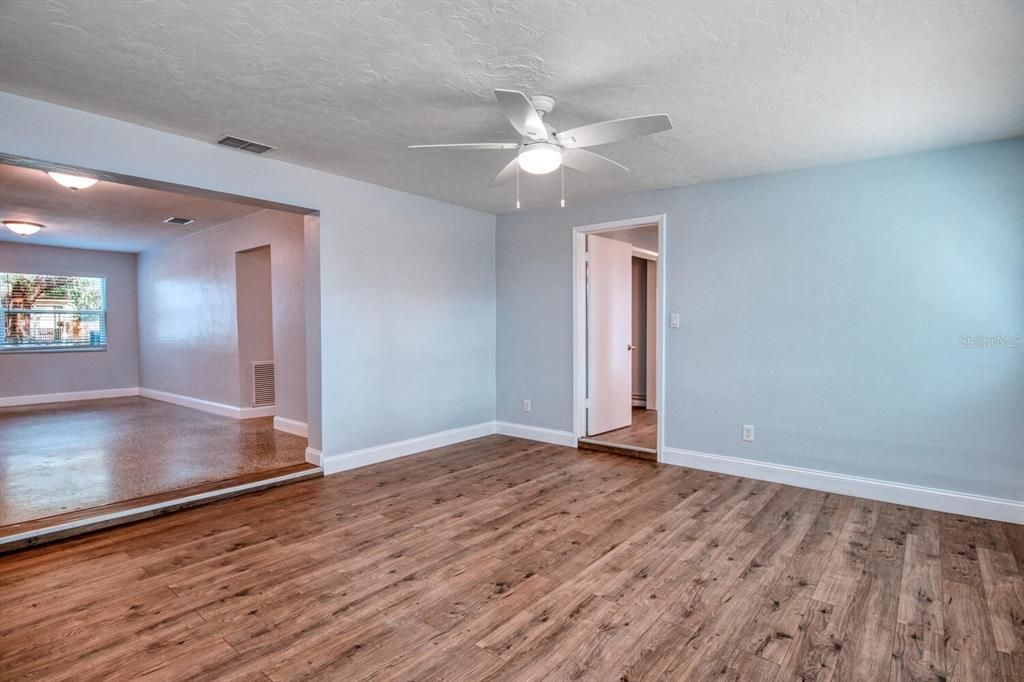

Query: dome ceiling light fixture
<box><xmin>517</xmin><ymin>142</ymin><xmax>563</xmax><ymax>175</ymax></box>
<box><xmin>47</xmin><ymin>171</ymin><xmax>99</xmax><ymax>191</ymax></box>
<box><xmin>409</xmin><ymin>89</ymin><xmax>672</xmax><ymax>208</ymax></box>
<box><xmin>3</xmin><ymin>220</ymin><xmax>46</xmax><ymax>237</ymax></box>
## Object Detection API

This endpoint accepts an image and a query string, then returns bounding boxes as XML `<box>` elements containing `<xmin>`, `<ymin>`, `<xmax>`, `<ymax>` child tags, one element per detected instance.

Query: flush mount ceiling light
<box><xmin>47</xmin><ymin>171</ymin><xmax>99</xmax><ymax>191</ymax></box>
<box><xmin>517</xmin><ymin>142</ymin><xmax>563</xmax><ymax>175</ymax></box>
<box><xmin>3</xmin><ymin>221</ymin><xmax>45</xmax><ymax>236</ymax></box>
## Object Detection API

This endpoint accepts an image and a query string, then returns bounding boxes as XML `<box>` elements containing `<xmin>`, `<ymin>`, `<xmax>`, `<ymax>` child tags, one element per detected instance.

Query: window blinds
<box><xmin>0</xmin><ymin>272</ymin><xmax>107</xmax><ymax>351</ymax></box>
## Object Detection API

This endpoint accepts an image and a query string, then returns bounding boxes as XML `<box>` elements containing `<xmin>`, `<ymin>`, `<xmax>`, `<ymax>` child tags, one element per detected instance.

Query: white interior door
<box><xmin>587</xmin><ymin>234</ymin><xmax>633</xmax><ymax>435</ymax></box>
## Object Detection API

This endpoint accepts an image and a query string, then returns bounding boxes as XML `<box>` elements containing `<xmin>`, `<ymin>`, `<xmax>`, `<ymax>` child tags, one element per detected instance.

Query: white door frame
<box><xmin>572</xmin><ymin>214</ymin><xmax>667</xmax><ymax>461</ymax></box>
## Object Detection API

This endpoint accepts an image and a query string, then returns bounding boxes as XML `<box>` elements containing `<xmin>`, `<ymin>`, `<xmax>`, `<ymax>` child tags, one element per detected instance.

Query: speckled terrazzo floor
<box><xmin>0</xmin><ymin>396</ymin><xmax>308</xmax><ymax>526</ymax></box>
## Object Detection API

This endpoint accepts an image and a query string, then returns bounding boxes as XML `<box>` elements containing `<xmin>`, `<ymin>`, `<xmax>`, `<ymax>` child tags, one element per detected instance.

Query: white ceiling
<box><xmin>0</xmin><ymin>163</ymin><xmax>261</xmax><ymax>252</ymax></box>
<box><xmin>1</xmin><ymin>1</ymin><xmax>1021</xmax><ymax>214</ymax></box>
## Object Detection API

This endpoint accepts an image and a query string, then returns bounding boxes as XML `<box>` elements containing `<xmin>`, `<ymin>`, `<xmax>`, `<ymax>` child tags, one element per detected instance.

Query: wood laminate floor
<box><xmin>1</xmin><ymin>434</ymin><xmax>1021</xmax><ymax>681</ymax></box>
<box><xmin>0</xmin><ymin>397</ymin><xmax>309</xmax><ymax>526</ymax></box>
<box><xmin>586</xmin><ymin>406</ymin><xmax>658</xmax><ymax>450</ymax></box>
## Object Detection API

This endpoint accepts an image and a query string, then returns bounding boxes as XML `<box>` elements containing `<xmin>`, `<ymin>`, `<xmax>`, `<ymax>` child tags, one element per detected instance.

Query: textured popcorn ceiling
<box><xmin>1</xmin><ymin>1</ymin><xmax>1022</xmax><ymax>214</ymax></box>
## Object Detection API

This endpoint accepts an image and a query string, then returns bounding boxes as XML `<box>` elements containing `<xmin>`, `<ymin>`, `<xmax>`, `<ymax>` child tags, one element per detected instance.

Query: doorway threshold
<box><xmin>0</xmin><ymin>463</ymin><xmax>321</xmax><ymax>554</ymax></box>
<box><xmin>577</xmin><ymin>438</ymin><xmax>657</xmax><ymax>462</ymax></box>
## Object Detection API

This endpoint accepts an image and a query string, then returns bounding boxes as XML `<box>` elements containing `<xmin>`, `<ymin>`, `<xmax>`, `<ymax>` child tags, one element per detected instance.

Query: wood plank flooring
<box><xmin>1</xmin><ymin>434</ymin><xmax>1020</xmax><ymax>681</ymax></box>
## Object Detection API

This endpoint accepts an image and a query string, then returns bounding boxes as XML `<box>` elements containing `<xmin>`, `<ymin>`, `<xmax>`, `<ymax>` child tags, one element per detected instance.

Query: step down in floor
<box><xmin>0</xmin><ymin>464</ymin><xmax>322</xmax><ymax>554</ymax></box>
<box><xmin>577</xmin><ymin>438</ymin><xmax>657</xmax><ymax>462</ymax></box>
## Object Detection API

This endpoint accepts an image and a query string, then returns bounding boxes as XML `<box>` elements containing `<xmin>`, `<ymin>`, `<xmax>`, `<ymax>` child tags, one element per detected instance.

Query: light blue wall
<box><xmin>2</xmin><ymin>92</ymin><xmax>496</xmax><ymax>456</ymax></box>
<box><xmin>4</xmin><ymin>92</ymin><xmax>1019</xmax><ymax>499</ymax></box>
<box><xmin>497</xmin><ymin>139</ymin><xmax>1024</xmax><ymax>501</ymax></box>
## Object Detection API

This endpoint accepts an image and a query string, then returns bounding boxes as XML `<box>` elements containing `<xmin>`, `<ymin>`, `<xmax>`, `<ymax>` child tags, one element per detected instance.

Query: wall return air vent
<box><xmin>217</xmin><ymin>135</ymin><xmax>276</xmax><ymax>154</ymax></box>
<box><xmin>252</xmin><ymin>361</ymin><xmax>276</xmax><ymax>408</ymax></box>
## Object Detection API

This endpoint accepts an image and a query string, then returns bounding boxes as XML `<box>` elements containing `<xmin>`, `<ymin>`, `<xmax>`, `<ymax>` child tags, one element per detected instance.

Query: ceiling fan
<box><xmin>409</xmin><ymin>89</ymin><xmax>672</xmax><ymax>205</ymax></box>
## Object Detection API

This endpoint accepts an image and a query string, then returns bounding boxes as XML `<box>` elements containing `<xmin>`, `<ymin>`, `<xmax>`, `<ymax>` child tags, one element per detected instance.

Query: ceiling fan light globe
<box><xmin>518</xmin><ymin>143</ymin><xmax>562</xmax><ymax>175</ymax></box>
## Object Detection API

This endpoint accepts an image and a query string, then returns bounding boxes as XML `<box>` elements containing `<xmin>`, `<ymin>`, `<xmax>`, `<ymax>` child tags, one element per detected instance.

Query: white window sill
<box><xmin>0</xmin><ymin>345</ymin><xmax>108</xmax><ymax>355</ymax></box>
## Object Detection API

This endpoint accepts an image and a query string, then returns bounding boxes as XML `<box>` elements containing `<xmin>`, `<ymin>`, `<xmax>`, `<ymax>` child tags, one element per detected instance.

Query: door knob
<box><xmin>627</xmin><ymin>344</ymin><xmax>636</xmax><ymax>351</ymax></box>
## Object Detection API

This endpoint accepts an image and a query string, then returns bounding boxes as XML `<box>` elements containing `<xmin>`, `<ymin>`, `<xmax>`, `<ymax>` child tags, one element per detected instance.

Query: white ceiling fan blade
<box><xmin>494</xmin><ymin>89</ymin><xmax>548</xmax><ymax>141</ymax></box>
<box><xmin>489</xmin><ymin>156</ymin><xmax>520</xmax><ymax>186</ymax></box>
<box><xmin>408</xmin><ymin>142</ymin><xmax>519</xmax><ymax>150</ymax></box>
<box><xmin>556</xmin><ymin>114</ymin><xmax>672</xmax><ymax>148</ymax></box>
<box><xmin>562</xmin><ymin>148</ymin><xmax>629</xmax><ymax>176</ymax></box>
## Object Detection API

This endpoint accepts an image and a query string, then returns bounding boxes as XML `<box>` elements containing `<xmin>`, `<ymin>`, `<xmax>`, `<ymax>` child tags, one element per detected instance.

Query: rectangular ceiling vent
<box><xmin>252</xmin><ymin>361</ymin><xmax>275</xmax><ymax>408</ymax></box>
<box><xmin>217</xmin><ymin>135</ymin><xmax>275</xmax><ymax>154</ymax></box>
<box><xmin>163</xmin><ymin>216</ymin><xmax>195</xmax><ymax>225</ymax></box>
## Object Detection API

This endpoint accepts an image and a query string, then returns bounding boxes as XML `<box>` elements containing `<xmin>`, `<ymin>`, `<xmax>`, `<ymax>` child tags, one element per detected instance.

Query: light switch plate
<box><xmin>670</xmin><ymin>313</ymin><xmax>680</xmax><ymax>328</ymax></box>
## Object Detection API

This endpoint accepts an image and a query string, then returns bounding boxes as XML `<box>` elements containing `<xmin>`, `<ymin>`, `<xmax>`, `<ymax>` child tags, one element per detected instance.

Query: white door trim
<box><xmin>572</xmin><ymin>214</ymin><xmax>667</xmax><ymax>462</ymax></box>
<box><xmin>645</xmin><ymin>259</ymin><xmax>658</xmax><ymax>410</ymax></box>
<box><xmin>631</xmin><ymin>246</ymin><xmax>658</xmax><ymax>261</ymax></box>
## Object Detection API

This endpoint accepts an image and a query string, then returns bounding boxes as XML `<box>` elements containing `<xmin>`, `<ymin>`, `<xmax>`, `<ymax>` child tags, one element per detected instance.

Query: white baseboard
<box><xmin>139</xmin><ymin>387</ymin><xmax>267</xmax><ymax>420</ymax></box>
<box><xmin>320</xmin><ymin>422</ymin><xmax>497</xmax><ymax>475</ymax></box>
<box><xmin>0</xmin><ymin>387</ymin><xmax>140</xmax><ymax>408</ymax></box>
<box><xmin>274</xmin><ymin>416</ymin><xmax>308</xmax><ymax>438</ymax></box>
<box><xmin>3</xmin><ymin>386</ymin><xmax>287</xmax><ymax>425</ymax></box>
<box><xmin>495</xmin><ymin>421</ymin><xmax>577</xmax><ymax>447</ymax></box>
<box><xmin>662</xmin><ymin>447</ymin><xmax>1024</xmax><ymax>524</ymax></box>
<box><xmin>304</xmin><ymin>447</ymin><xmax>322</xmax><ymax>467</ymax></box>
<box><xmin>240</xmin><ymin>406</ymin><xmax>276</xmax><ymax>419</ymax></box>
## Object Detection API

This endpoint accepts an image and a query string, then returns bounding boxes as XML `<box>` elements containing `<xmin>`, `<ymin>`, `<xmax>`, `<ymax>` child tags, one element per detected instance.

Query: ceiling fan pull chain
<box><xmin>560</xmin><ymin>164</ymin><xmax>566</xmax><ymax>208</ymax></box>
<box><xmin>516</xmin><ymin>148</ymin><xmax>521</xmax><ymax>209</ymax></box>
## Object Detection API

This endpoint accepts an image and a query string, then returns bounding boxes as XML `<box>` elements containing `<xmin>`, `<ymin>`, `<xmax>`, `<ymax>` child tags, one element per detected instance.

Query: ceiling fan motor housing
<box><xmin>529</xmin><ymin>94</ymin><xmax>556</xmax><ymax>116</ymax></box>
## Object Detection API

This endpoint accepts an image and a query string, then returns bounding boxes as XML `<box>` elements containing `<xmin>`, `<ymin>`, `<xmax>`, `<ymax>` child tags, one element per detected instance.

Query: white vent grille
<box><xmin>252</xmin><ymin>361</ymin><xmax>275</xmax><ymax>407</ymax></box>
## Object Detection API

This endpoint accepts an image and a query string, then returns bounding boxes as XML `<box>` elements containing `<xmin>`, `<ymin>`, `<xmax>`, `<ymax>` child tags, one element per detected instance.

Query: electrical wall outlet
<box><xmin>522</xmin><ymin>399</ymin><xmax>532</xmax><ymax>413</ymax></box>
<box><xmin>743</xmin><ymin>424</ymin><xmax>754</xmax><ymax>442</ymax></box>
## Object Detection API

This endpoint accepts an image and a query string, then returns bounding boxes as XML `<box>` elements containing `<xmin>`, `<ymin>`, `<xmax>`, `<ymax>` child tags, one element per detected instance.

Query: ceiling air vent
<box><xmin>163</xmin><ymin>216</ymin><xmax>195</xmax><ymax>225</ymax></box>
<box><xmin>217</xmin><ymin>135</ymin><xmax>275</xmax><ymax>154</ymax></box>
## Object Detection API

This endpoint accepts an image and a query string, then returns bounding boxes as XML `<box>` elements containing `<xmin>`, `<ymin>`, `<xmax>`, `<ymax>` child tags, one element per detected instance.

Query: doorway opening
<box><xmin>572</xmin><ymin>215</ymin><xmax>666</xmax><ymax>461</ymax></box>
<box><xmin>0</xmin><ymin>153</ymin><xmax>321</xmax><ymax>550</ymax></box>
<box><xmin>236</xmin><ymin>245</ymin><xmax>276</xmax><ymax>414</ymax></box>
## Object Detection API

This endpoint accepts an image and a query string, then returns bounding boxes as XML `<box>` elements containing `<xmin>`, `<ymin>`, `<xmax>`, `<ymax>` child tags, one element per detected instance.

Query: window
<box><xmin>0</xmin><ymin>272</ymin><xmax>107</xmax><ymax>352</ymax></box>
